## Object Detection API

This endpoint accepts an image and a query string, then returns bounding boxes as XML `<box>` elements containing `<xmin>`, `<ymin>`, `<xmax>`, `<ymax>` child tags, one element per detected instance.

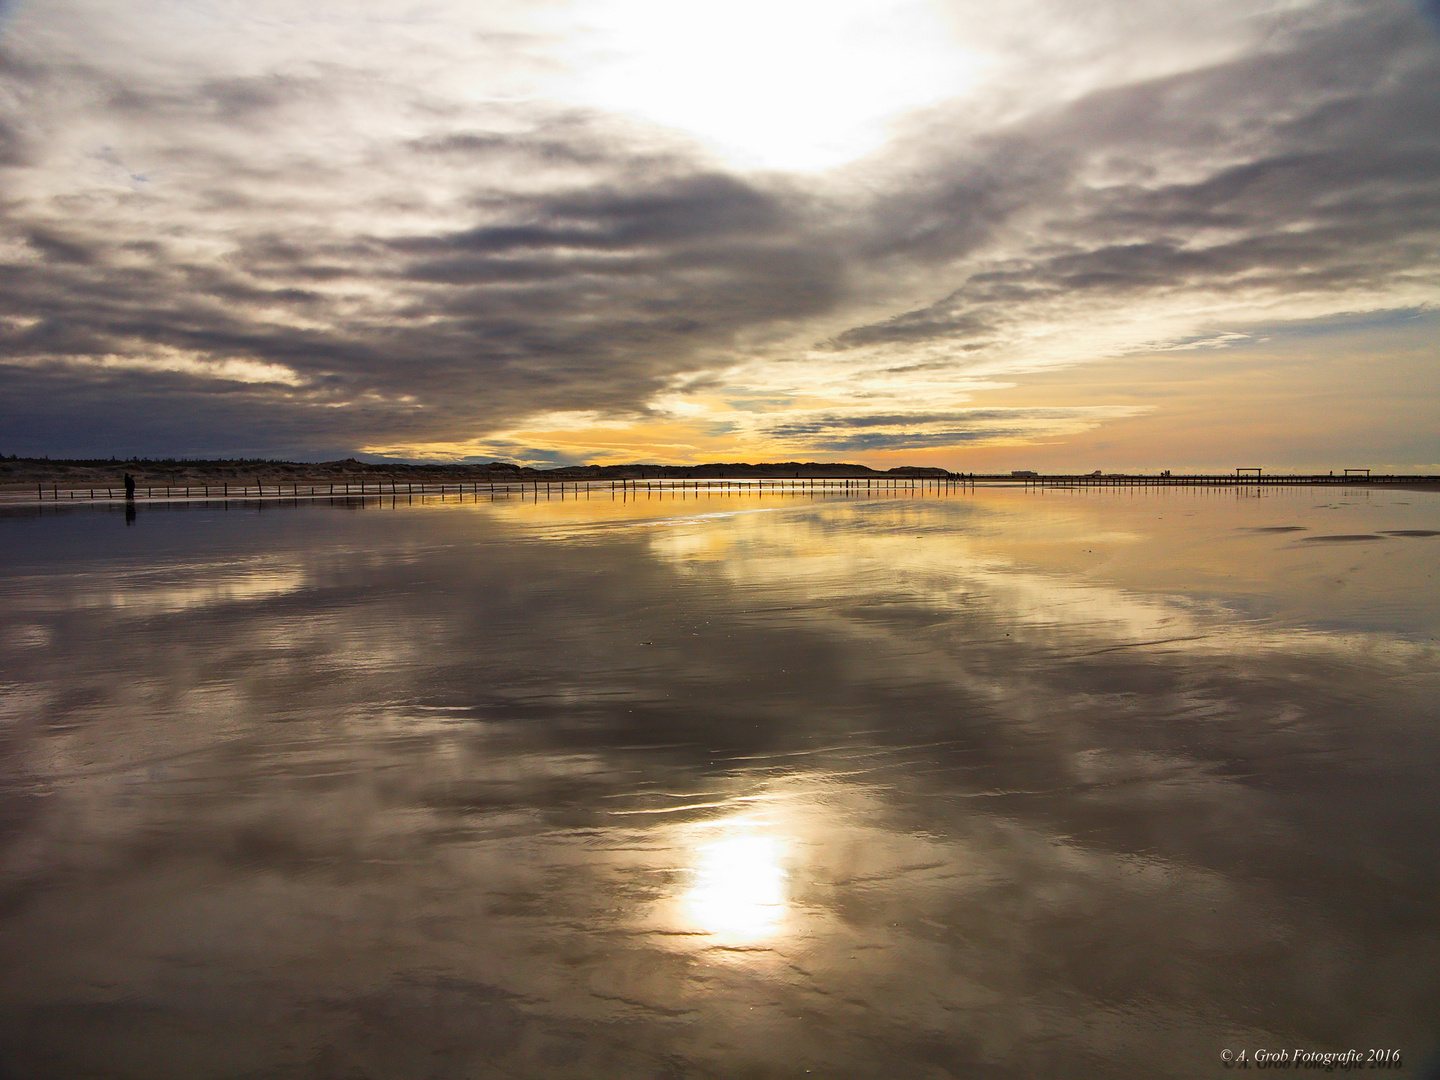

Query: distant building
<box><xmin>1090</xmin><ymin>470</ymin><xmax>1103</xmax><ymax>476</ymax></box>
<box><xmin>1011</xmin><ymin>470</ymin><xmax>1039</xmax><ymax>478</ymax></box>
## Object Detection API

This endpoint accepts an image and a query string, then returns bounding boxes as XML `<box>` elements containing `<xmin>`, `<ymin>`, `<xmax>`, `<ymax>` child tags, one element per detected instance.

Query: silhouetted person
<box><xmin>123</xmin><ymin>472</ymin><xmax>135</xmax><ymax>501</ymax></box>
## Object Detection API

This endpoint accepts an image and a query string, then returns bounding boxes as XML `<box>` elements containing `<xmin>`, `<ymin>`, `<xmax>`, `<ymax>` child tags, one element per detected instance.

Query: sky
<box><xmin>1</xmin><ymin>0</ymin><xmax>1437</xmax><ymax>471</ymax></box>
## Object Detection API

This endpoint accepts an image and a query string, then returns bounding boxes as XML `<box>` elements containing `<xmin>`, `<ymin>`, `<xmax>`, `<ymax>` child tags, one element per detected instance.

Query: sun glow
<box><xmin>555</xmin><ymin>0</ymin><xmax>987</xmax><ymax>172</ymax></box>
<box><xmin>685</xmin><ymin>830</ymin><xmax>787</xmax><ymax>939</ymax></box>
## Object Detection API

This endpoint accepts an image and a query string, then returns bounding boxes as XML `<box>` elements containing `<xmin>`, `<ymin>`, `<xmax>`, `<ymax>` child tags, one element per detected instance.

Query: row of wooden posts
<box><xmin>26</xmin><ymin>476</ymin><xmax>974</xmax><ymax>502</ymax></box>
<box><xmin>16</xmin><ymin>472</ymin><xmax>1408</xmax><ymax>503</ymax></box>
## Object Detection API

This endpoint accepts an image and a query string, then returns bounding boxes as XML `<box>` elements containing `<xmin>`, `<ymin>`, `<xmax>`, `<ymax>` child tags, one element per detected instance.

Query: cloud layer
<box><xmin>1</xmin><ymin>0</ymin><xmax>1437</xmax><ymax>465</ymax></box>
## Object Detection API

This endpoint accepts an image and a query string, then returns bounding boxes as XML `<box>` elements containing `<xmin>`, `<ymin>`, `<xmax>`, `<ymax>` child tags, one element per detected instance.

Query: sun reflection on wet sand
<box><xmin>684</xmin><ymin>824</ymin><xmax>786</xmax><ymax>940</ymax></box>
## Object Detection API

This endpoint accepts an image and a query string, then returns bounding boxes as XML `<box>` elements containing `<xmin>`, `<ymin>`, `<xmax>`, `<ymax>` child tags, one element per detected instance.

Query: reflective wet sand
<box><xmin>1</xmin><ymin>485</ymin><xmax>1437</xmax><ymax>1078</ymax></box>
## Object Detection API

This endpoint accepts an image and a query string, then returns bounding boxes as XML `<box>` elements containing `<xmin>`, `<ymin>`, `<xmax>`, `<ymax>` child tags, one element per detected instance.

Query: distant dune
<box><xmin>0</xmin><ymin>456</ymin><xmax>950</xmax><ymax>488</ymax></box>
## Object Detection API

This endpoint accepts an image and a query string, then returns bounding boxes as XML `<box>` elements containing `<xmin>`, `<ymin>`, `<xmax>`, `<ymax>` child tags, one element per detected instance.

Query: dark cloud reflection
<box><xmin>0</xmin><ymin>488</ymin><xmax>1438</xmax><ymax>1075</ymax></box>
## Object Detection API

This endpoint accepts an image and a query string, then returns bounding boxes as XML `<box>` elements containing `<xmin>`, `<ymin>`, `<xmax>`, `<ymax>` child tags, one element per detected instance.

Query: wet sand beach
<box><xmin>0</xmin><ymin>483</ymin><xmax>1437</xmax><ymax>1078</ymax></box>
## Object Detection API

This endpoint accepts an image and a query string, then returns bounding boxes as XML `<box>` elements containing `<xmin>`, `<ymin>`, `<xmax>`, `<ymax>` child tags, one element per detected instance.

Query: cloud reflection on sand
<box><xmin>0</xmin><ymin>487</ymin><xmax>1437</xmax><ymax>1077</ymax></box>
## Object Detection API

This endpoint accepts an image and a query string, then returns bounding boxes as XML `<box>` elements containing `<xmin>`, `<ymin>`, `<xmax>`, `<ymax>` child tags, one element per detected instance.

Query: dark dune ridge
<box><xmin>0</xmin><ymin>456</ymin><xmax>947</xmax><ymax>489</ymax></box>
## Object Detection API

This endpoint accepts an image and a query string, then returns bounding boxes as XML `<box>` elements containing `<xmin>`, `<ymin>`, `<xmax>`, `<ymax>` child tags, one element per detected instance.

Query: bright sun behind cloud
<box><xmin>553</xmin><ymin>0</ymin><xmax>987</xmax><ymax>171</ymax></box>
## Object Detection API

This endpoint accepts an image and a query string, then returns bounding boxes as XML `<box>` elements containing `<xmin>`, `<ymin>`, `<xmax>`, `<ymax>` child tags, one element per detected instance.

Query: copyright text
<box><xmin>1220</xmin><ymin>1048</ymin><xmax>1402</xmax><ymax>1070</ymax></box>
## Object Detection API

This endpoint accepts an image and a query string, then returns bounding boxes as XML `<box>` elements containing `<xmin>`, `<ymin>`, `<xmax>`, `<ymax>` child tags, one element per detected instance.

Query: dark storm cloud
<box><xmin>0</xmin><ymin>0</ymin><xmax>1436</xmax><ymax>459</ymax></box>
<box><xmin>0</xmin><ymin>363</ymin><xmax>328</xmax><ymax>460</ymax></box>
<box><xmin>396</xmin><ymin>174</ymin><xmax>785</xmax><ymax>257</ymax></box>
<box><xmin>388</xmin><ymin>173</ymin><xmax>838</xmax><ymax>328</ymax></box>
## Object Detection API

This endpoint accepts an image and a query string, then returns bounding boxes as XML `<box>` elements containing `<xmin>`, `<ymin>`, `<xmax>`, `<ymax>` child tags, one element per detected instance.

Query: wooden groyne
<box><xmin>2</xmin><ymin>475</ymin><xmax>966</xmax><ymax>506</ymax></box>
<box><xmin>2</xmin><ymin>471</ymin><xmax>1434</xmax><ymax>508</ymax></box>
